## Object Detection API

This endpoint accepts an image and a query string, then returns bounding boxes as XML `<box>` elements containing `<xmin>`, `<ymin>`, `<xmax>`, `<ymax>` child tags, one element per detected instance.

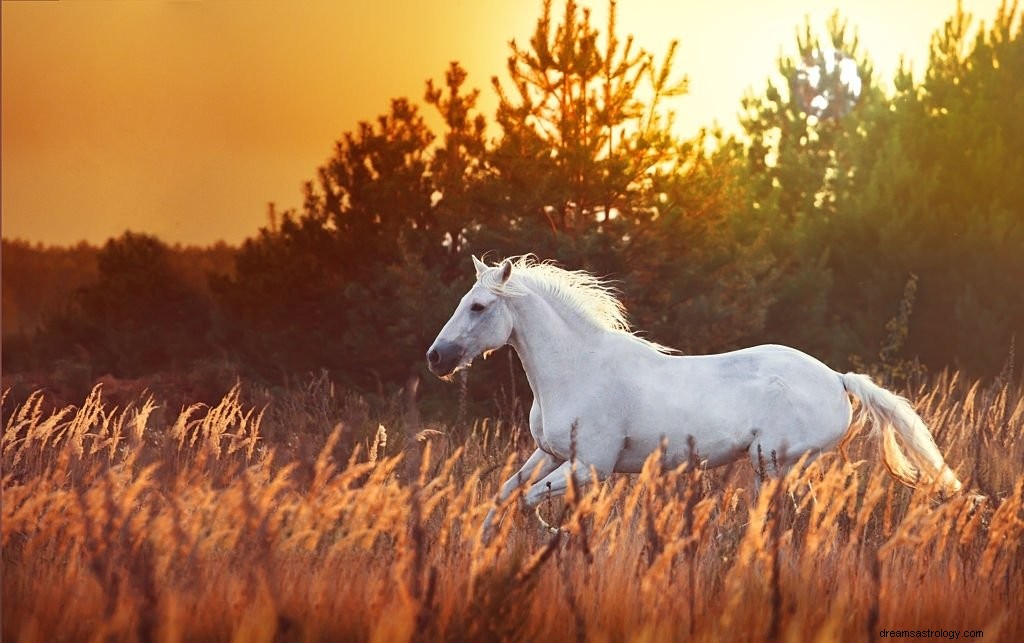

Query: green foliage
<box><xmin>825</xmin><ymin>2</ymin><xmax>1024</xmax><ymax>374</ymax></box>
<box><xmin>484</xmin><ymin>0</ymin><xmax>686</xmax><ymax>245</ymax></box>
<box><xmin>848</xmin><ymin>273</ymin><xmax>927</xmax><ymax>385</ymax></box>
<box><xmin>730</xmin><ymin>12</ymin><xmax>883</xmax><ymax>356</ymax></box>
<box><xmin>477</xmin><ymin>0</ymin><xmax>775</xmax><ymax>354</ymax></box>
<box><xmin>733</xmin><ymin>3</ymin><xmax>1023</xmax><ymax>375</ymax></box>
<box><xmin>738</xmin><ymin>12</ymin><xmax>884</xmax><ymax>232</ymax></box>
<box><xmin>425</xmin><ymin>62</ymin><xmax>490</xmax><ymax>275</ymax></box>
<box><xmin>84</xmin><ymin>233</ymin><xmax>214</xmax><ymax>375</ymax></box>
<box><xmin>613</xmin><ymin>137</ymin><xmax>779</xmax><ymax>353</ymax></box>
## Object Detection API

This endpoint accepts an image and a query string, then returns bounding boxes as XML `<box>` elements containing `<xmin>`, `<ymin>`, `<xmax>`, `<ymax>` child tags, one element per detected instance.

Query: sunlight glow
<box><xmin>794</xmin><ymin>47</ymin><xmax>863</xmax><ymax>119</ymax></box>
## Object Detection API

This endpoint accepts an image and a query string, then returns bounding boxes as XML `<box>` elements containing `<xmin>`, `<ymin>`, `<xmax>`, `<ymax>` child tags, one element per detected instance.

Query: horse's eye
<box><xmin>470</xmin><ymin>303</ymin><xmax>486</xmax><ymax>312</ymax></box>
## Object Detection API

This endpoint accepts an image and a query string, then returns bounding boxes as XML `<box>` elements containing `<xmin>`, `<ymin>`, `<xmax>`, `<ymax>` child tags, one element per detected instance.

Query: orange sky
<box><xmin>1</xmin><ymin>0</ymin><xmax>1006</xmax><ymax>246</ymax></box>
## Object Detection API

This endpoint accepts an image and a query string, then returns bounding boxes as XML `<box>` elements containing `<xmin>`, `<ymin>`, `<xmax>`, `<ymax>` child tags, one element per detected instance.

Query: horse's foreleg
<box><xmin>522</xmin><ymin>459</ymin><xmax>605</xmax><ymax>517</ymax></box>
<box><xmin>482</xmin><ymin>449</ymin><xmax>561</xmax><ymax>541</ymax></box>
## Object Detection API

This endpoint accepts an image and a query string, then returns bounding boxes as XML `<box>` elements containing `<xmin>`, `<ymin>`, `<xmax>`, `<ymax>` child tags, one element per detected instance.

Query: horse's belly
<box><xmin>611</xmin><ymin>359</ymin><xmax>818</xmax><ymax>473</ymax></box>
<box><xmin>612</xmin><ymin>417</ymin><xmax>753</xmax><ymax>473</ymax></box>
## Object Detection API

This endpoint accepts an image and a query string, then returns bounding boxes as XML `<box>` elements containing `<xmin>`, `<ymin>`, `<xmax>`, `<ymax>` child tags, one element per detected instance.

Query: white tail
<box><xmin>841</xmin><ymin>372</ymin><xmax>963</xmax><ymax>496</ymax></box>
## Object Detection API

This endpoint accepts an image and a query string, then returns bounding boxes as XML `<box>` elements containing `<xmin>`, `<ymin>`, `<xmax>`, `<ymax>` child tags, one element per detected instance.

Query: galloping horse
<box><xmin>426</xmin><ymin>256</ymin><xmax>963</xmax><ymax>535</ymax></box>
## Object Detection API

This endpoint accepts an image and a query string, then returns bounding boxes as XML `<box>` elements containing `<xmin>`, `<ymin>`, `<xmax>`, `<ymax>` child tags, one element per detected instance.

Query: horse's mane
<box><xmin>479</xmin><ymin>255</ymin><xmax>675</xmax><ymax>354</ymax></box>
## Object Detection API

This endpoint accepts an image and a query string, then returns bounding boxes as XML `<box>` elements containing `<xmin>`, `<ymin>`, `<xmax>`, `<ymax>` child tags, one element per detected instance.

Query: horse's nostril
<box><xmin>428</xmin><ymin>349</ymin><xmax>440</xmax><ymax>364</ymax></box>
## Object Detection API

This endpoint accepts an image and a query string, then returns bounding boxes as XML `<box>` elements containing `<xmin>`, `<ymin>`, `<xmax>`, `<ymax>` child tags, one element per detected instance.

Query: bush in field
<box><xmin>2</xmin><ymin>371</ymin><xmax>1022</xmax><ymax>642</ymax></box>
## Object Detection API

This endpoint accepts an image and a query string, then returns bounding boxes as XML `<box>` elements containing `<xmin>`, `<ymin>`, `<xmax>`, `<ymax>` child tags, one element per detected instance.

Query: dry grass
<box><xmin>2</xmin><ymin>372</ymin><xmax>1022</xmax><ymax>642</ymax></box>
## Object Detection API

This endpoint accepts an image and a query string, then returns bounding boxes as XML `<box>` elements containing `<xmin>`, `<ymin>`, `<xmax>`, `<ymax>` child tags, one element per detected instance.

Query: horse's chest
<box><xmin>530</xmin><ymin>402</ymin><xmax>577</xmax><ymax>460</ymax></box>
<box><xmin>531</xmin><ymin>422</ymin><xmax>563</xmax><ymax>458</ymax></box>
<box><xmin>532</xmin><ymin>397</ymin><xmax>625</xmax><ymax>461</ymax></box>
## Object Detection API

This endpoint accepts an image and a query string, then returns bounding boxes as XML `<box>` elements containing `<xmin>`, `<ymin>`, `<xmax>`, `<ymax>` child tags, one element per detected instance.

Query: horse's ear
<box><xmin>499</xmin><ymin>259</ymin><xmax>512</xmax><ymax>283</ymax></box>
<box><xmin>472</xmin><ymin>255</ymin><xmax>488</xmax><ymax>278</ymax></box>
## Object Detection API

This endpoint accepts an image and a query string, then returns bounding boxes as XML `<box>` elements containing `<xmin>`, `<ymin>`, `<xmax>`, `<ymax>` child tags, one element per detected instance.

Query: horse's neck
<box><xmin>507</xmin><ymin>290</ymin><xmax>605</xmax><ymax>399</ymax></box>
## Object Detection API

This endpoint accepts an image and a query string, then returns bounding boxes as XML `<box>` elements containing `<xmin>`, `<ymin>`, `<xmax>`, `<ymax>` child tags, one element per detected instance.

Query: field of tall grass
<box><xmin>3</xmin><ymin>371</ymin><xmax>1022</xmax><ymax>642</ymax></box>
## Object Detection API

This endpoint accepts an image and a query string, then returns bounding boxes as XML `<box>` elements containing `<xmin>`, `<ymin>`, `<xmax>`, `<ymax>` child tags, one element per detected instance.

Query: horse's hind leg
<box><xmin>746</xmin><ymin>439</ymin><xmax>799</xmax><ymax>493</ymax></box>
<box><xmin>747</xmin><ymin>441</ymin><xmax>785</xmax><ymax>490</ymax></box>
<box><xmin>747</xmin><ymin>441</ymin><xmax>821</xmax><ymax>508</ymax></box>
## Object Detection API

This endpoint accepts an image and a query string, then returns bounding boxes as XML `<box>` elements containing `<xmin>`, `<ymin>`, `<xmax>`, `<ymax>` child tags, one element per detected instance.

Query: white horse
<box><xmin>426</xmin><ymin>256</ymin><xmax>964</xmax><ymax>535</ymax></box>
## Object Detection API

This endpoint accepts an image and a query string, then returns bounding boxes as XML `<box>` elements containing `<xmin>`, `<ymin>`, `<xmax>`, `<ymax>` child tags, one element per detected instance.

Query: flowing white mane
<box><xmin>479</xmin><ymin>255</ymin><xmax>674</xmax><ymax>353</ymax></box>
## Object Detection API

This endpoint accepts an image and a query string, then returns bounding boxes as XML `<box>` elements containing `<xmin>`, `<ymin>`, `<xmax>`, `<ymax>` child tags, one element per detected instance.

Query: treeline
<box><xmin>2</xmin><ymin>238</ymin><xmax>237</xmax><ymax>401</ymax></box>
<box><xmin>1</xmin><ymin>239</ymin><xmax>235</xmax><ymax>337</ymax></box>
<box><xmin>3</xmin><ymin>1</ymin><xmax>1022</xmax><ymax>414</ymax></box>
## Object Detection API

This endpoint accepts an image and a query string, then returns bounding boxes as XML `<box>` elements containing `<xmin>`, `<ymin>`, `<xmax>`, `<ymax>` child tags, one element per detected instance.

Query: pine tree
<box><xmin>730</xmin><ymin>12</ymin><xmax>881</xmax><ymax>358</ymax></box>
<box><xmin>483</xmin><ymin>0</ymin><xmax>686</xmax><ymax>255</ymax></box>
<box><xmin>829</xmin><ymin>1</ymin><xmax>1024</xmax><ymax>374</ymax></box>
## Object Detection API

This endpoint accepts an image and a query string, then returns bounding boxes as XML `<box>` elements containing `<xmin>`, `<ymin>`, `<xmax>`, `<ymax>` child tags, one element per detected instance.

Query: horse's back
<box><xmin>680</xmin><ymin>343</ymin><xmax>840</xmax><ymax>386</ymax></box>
<box><xmin>683</xmin><ymin>343</ymin><xmax>847</xmax><ymax>415</ymax></box>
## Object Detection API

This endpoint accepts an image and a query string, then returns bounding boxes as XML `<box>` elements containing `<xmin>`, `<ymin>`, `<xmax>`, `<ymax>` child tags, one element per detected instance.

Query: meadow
<box><xmin>2</xmin><ymin>370</ymin><xmax>1022</xmax><ymax>642</ymax></box>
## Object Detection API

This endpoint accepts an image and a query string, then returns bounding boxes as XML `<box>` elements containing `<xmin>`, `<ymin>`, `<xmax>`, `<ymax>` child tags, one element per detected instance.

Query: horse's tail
<box><xmin>840</xmin><ymin>372</ymin><xmax>963</xmax><ymax>496</ymax></box>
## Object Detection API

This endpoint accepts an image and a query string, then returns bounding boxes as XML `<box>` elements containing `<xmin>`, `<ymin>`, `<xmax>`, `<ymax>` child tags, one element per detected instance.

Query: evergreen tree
<box><xmin>214</xmin><ymin>69</ymin><xmax>489</xmax><ymax>391</ymax></box>
<box><xmin>828</xmin><ymin>2</ymin><xmax>1024</xmax><ymax>374</ymax></box>
<box><xmin>731</xmin><ymin>13</ymin><xmax>884</xmax><ymax>358</ymax></box>
<box><xmin>481</xmin><ymin>0</ymin><xmax>686</xmax><ymax>260</ymax></box>
<box><xmin>477</xmin><ymin>0</ymin><xmax>777</xmax><ymax>354</ymax></box>
<box><xmin>424</xmin><ymin>62</ymin><xmax>491</xmax><ymax>282</ymax></box>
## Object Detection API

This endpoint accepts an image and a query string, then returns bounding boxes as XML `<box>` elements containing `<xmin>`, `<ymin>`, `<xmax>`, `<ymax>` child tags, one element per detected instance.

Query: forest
<box><xmin>4</xmin><ymin>2</ymin><xmax>1022</xmax><ymax>416</ymax></box>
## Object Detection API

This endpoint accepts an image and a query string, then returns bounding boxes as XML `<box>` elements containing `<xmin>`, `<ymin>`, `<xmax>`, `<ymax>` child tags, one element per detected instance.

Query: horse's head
<box><xmin>426</xmin><ymin>256</ymin><xmax>515</xmax><ymax>378</ymax></box>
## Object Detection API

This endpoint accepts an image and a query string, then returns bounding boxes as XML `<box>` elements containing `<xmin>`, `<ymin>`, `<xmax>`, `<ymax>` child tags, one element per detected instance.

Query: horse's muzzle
<box><xmin>426</xmin><ymin>340</ymin><xmax>462</xmax><ymax>377</ymax></box>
